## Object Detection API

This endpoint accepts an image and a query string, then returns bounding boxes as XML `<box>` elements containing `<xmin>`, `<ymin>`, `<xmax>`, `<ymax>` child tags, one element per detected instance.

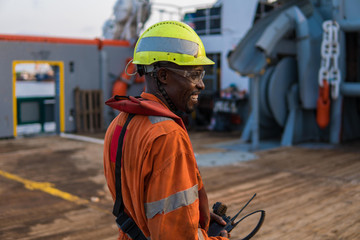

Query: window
<box><xmin>183</xmin><ymin>6</ymin><xmax>221</xmax><ymax>35</ymax></box>
<box><xmin>203</xmin><ymin>53</ymin><xmax>221</xmax><ymax>94</ymax></box>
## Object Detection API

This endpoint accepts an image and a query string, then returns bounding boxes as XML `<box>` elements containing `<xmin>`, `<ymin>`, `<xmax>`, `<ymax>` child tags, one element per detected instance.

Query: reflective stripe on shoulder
<box><xmin>136</xmin><ymin>36</ymin><xmax>199</xmax><ymax>57</ymax></box>
<box><xmin>198</xmin><ymin>228</ymin><xmax>205</xmax><ymax>240</ymax></box>
<box><xmin>144</xmin><ymin>184</ymin><xmax>198</xmax><ymax>219</ymax></box>
<box><xmin>148</xmin><ymin>116</ymin><xmax>173</xmax><ymax>124</ymax></box>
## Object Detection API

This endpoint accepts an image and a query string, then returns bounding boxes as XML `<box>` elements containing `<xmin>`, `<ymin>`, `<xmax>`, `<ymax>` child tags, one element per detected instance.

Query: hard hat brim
<box><xmin>133</xmin><ymin>51</ymin><xmax>215</xmax><ymax>66</ymax></box>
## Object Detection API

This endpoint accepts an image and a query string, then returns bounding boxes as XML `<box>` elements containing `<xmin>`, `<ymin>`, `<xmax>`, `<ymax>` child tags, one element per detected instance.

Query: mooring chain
<box><xmin>318</xmin><ymin>20</ymin><xmax>341</xmax><ymax>99</ymax></box>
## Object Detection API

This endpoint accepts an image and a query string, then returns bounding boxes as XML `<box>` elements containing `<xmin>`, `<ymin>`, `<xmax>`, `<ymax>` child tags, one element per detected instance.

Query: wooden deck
<box><xmin>0</xmin><ymin>134</ymin><xmax>359</xmax><ymax>240</ymax></box>
<box><xmin>202</xmin><ymin>144</ymin><xmax>360</xmax><ymax>240</ymax></box>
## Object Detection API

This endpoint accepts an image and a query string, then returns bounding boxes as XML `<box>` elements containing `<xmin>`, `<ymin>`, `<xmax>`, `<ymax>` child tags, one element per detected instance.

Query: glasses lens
<box><xmin>166</xmin><ymin>67</ymin><xmax>205</xmax><ymax>83</ymax></box>
<box><xmin>189</xmin><ymin>70</ymin><xmax>205</xmax><ymax>82</ymax></box>
<box><xmin>200</xmin><ymin>70</ymin><xmax>205</xmax><ymax>80</ymax></box>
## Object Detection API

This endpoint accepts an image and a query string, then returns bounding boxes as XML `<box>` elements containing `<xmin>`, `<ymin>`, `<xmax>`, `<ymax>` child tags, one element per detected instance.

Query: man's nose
<box><xmin>196</xmin><ymin>79</ymin><xmax>205</xmax><ymax>90</ymax></box>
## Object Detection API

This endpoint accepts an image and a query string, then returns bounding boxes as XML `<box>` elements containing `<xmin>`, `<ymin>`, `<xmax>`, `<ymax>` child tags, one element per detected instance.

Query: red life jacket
<box><xmin>105</xmin><ymin>95</ymin><xmax>186</xmax><ymax>130</ymax></box>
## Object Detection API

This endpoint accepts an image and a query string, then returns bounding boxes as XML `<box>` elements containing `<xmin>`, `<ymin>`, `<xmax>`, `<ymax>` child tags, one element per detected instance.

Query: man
<box><xmin>104</xmin><ymin>21</ymin><xmax>229</xmax><ymax>239</ymax></box>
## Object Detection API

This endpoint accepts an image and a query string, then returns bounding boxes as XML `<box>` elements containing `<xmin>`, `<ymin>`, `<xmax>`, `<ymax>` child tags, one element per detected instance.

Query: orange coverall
<box><xmin>104</xmin><ymin>92</ymin><xmax>228</xmax><ymax>240</ymax></box>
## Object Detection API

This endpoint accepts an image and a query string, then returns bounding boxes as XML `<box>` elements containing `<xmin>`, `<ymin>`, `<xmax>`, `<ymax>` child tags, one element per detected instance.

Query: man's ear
<box><xmin>157</xmin><ymin>68</ymin><xmax>168</xmax><ymax>85</ymax></box>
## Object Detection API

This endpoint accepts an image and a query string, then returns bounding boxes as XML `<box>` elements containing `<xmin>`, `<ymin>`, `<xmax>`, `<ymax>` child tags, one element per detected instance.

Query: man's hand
<box><xmin>210</xmin><ymin>212</ymin><xmax>226</xmax><ymax>226</ymax></box>
<box><xmin>219</xmin><ymin>230</ymin><xmax>230</xmax><ymax>238</ymax></box>
<box><xmin>210</xmin><ymin>212</ymin><xmax>230</xmax><ymax>238</ymax></box>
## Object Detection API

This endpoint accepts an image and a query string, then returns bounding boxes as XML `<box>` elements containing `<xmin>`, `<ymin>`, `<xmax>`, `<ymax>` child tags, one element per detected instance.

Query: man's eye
<box><xmin>190</xmin><ymin>72</ymin><xmax>201</xmax><ymax>79</ymax></box>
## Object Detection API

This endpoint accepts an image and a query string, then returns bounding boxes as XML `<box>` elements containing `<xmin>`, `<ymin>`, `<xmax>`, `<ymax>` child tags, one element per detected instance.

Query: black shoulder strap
<box><xmin>112</xmin><ymin>113</ymin><xmax>147</xmax><ymax>240</ymax></box>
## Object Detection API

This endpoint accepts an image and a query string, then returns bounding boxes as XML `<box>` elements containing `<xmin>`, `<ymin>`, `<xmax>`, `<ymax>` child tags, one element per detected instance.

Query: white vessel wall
<box><xmin>201</xmin><ymin>0</ymin><xmax>258</xmax><ymax>92</ymax></box>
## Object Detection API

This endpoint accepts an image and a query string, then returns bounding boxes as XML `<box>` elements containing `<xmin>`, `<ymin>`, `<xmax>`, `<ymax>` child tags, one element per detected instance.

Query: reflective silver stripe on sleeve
<box><xmin>198</xmin><ymin>228</ymin><xmax>205</xmax><ymax>240</ymax></box>
<box><xmin>145</xmin><ymin>184</ymin><xmax>198</xmax><ymax>219</ymax></box>
<box><xmin>136</xmin><ymin>37</ymin><xmax>199</xmax><ymax>57</ymax></box>
<box><xmin>148</xmin><ymin>116</ymin><xmax>173</xmax><ymax>124</ymax></box>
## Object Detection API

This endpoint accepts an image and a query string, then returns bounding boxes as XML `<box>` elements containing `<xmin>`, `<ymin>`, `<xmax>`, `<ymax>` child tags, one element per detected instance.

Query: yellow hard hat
<box><xmin>133</xmin><ymin>21</ymin><xmax>214</xmax><ymax>66</ymax></box>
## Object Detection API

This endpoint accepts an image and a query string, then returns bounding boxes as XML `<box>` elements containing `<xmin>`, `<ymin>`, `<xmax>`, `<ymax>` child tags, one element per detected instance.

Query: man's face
<box><xmin>160</xmin><ymin>64</ymin><xmax>205</xmax><ymax>114</ymax></box>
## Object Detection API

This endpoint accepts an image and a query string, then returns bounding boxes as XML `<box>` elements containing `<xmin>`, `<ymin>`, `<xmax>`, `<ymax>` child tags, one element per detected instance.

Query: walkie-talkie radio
<box><xmin>208</xmin><ymin>194</ymin><xmax>265</xmax><ymax>239</ymax></box>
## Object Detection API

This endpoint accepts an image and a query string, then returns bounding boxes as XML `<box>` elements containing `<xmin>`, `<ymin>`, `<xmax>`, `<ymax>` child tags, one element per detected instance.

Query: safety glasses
<box><xmin>164</xmin><ymin>67</ymin><xmax>205</xmax><ymax>84</ymax></box>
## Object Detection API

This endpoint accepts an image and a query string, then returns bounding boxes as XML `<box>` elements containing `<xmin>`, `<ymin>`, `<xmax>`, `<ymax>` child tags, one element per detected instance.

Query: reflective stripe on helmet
<box><xmin>136</xmin><ymin>37</ymin><xmax>199</xmax><ymax>57</ymax></box>
<box><xmin>144</xmin><ymin>184</ymin><xmax>198</xmax><ymax>219</ymax></box>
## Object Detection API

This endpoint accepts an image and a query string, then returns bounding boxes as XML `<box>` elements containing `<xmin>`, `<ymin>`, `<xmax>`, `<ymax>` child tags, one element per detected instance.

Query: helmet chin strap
<box><xmin>155</xmin><ymin>77</ymin><xmax>178</xmax><ymax>113</ymax></box>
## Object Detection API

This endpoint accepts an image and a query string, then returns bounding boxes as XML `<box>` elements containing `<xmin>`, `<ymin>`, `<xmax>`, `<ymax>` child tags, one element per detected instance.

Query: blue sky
<box><xmin>0</xmin><ymin>0</ymin><xmax>216</xmax><ymax>39</ymax></box>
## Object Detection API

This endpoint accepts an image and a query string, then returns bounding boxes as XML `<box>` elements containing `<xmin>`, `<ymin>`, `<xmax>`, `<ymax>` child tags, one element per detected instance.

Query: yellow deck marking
<box><xmin>0</xmin><ymin>169</ymin><xmax>88</xmax><ymax>205</ymax></box>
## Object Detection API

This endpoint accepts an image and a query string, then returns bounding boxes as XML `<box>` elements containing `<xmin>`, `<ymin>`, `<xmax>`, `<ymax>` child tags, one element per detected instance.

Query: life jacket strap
<box><xmin>112</xmin><ymin>113</ymin><xmax>147</xmax><ymax>240</ymax></box>
<box><xmin>116</xmin><ymin>212</ymin><xmax>148</xmax><ymax>240</ymax></box>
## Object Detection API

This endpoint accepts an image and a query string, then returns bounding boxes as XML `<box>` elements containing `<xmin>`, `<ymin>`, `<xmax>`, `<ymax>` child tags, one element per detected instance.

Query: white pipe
<box><xmin>341</xmin><ymin>82</ymin><xmax>360</xmax><ymax>97</ymax></box>
<box><xmin>338</xmin><ymin>19</ymin><xmax>360</xmax><ymax>31</ymax></box>
<box><xmin>60</xmin><ymin>133</ymin><xmax>104</xmax><ymax>145</ymax></box>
